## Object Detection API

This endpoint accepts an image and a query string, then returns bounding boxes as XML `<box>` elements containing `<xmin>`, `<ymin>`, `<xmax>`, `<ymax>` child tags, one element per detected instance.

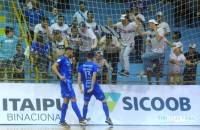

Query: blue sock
<box><xmin>60</xmin><ymin>103</ymin><xmax>68</xmax><ymax>122</ymax></box>
<box><xmin>83</xmin><ymin>105</ymin><xmax>88</xmax><ymax>119</ymax></box>
<box><xmin>71</xmin><ymin>101</ymin><xmax>82</xmax><ymax>120</ymax></box>
<box><xmin>102</xmin><ymin>102</ymin><xmax>109</xmax><ymax>118</ymax></box>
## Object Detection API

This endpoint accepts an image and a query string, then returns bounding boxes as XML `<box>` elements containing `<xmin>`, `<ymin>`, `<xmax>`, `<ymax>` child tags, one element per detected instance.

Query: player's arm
<box><xmin>154</xmin><ymin>27</ymin><xmax>163</xmax><ymax>42</ymax></box>
<box><xmin>129</xmin><ymin>13</ymin><xmax>140</xmax><ymax>25</ymax></box>
<box><xmin>33</xmin><ymin>32</ymin><xmax>38</xmax><ymax>42</ymax></box>
<box><xmin>90</xmin><ymin>30</ymin><xmax>98</xmax><ymax>49</ymax></box>
<box><xmin>19</xmin><ymin>61</ymin><xmax>25</xmax><ymax>73</ymax></box>
<box><xmin>78</xmin><ymin>72</ymin><xmax>84</xmax><ymax>94</ymax></box>
<box><xmin>88</xmin><ymin>72</ymin><xmax>97</xmax><ymax>92</ymax></box>
<box><xmin>18</xmin><ymin>35</ymin><xmax>27</xmax><ymax>43</ymax></box>
<box><xmin>91</xmin><ymin>38</ymin><xmax>98</xmax><ymax>49</ymax></box>
<box><xmin>107</xmin><ymin>18</ymin><xmax>117</xmax><ymax>28</ymax></box>
<box><xmin>46</xmin><ymin>26</ymin><xmax>53</xmax><ymax>41</ymax></box>
<box><xmin>165</xmin><ymin>24</ymin><xmax>170</xmax><ymax>37</ymax></box>
<box><xmin>164</xmin><ymin>39</ymin><xmax>176</xmax><ymax>47</ymax></box>
<box><xmin>136</xmin><ymin>24</ymin><xmax>147</xmax><ymax>36</ymax></box>
<box><xmin>104</xmin><ymin>59</ymin><xmax>113</xmax><ymax>71</ymax></box>
<box><xmin>52</xmin><ymin>62</ymin><xmax>65</xmax><ymax>81</ymax></box>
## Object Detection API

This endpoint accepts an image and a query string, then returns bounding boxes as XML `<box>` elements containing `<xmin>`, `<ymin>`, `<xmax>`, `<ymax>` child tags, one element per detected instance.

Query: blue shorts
<box><xmin>60</xmin><ymin>80</ymin><xmax>76</xmax><ymax>99</ymax></box>
<box><xmin>84</xmin><ymin>85</ymin><xmax>105</xmax><ymax>101</ymax></box>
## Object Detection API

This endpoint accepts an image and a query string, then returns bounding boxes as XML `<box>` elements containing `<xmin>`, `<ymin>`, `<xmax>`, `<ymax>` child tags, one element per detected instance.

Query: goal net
<box><xmin>0</xmin><ymin>0</ymin><xmax>200</xmax><ymax>85</ymax></box>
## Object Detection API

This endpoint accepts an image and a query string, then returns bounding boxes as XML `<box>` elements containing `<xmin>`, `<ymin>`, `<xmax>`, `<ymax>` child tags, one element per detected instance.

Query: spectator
<box><xmin>78</xmin><ymin>21</ymin><xmax>97</xmax><ymax>66</ymax></box>
<box><xmin>127</xmin><ymin>8</ymin><xmax>145</xmax><ymax>63</ymax></box>
<box><xmin>183</xmin><ymin>44</ymin><xmax>200</xmax><ymax>85</ymax></box>
<box><xmin>67</xmin><ymin>26</ymin><xmax>81</xmax><ymax>73</ymax></box>
<box><xmin>85</xmin><ymin>11</ymin><xmax>97</xmax><ymax>31</ymax></box>
<box><xmin>24</xmin><ymin>1</ymin><xmax>44</xmax><ymax>40</ymax></box>
<box><xmin>33</xmin><ymin>17</ymin><xmax>51</xmax><ymax>43</ymax></box>
<box><xmin>85</xmin><ymin>11</ymin><xmax>100</xmax><ymax>39</ymax></box>
<box><xmin>13</xmin><ymin>44</ymin><xmax>25</xmax><ymax>83</ymax></box>
<box><xmin>108</xmin><ymin>13</ymin><xmax>140</xmax><ymax>77</ymax></box>
<box><xmin>134</xmin><ymin>14</ymin><xmax>145</xmax><ymax>63</ymax></box>
<box><xmin>93</xmin><ymin>51</ymin><xmax>113</xmax><ymax>84</ymax></box>
<box><xmin>31</xmin><ymin>36</ymin><xmax>52</xmax><ymax>82</ymax></box>
<box><xmin>50</xmin><ymin>15</ymin><xmax>70</xmax><ymax>39</ymax></box>
<box><xmin>168</xmin><ymin>46</ymin><xmax>193</xmax><ymax>85</ymax></box>
<box><xmin>156</xmin><ymin>12</ymin><xmax>170</xmax><ymax>36</ymax></box>
<box><xmin>73</xmin><ymin>1</ymin><xmax>88</xmax><ymax>24</ymax></box>
<box><xmin>49</xmin><ymin>6</ymin><xmax>59</xmax><ymax>25</ymax></box>
<box><xmin>99</xmin><ymin>33</ymin><xmax>120</xmax><ymax>84</ymax></box>
<box><xmin>130</xmin><ymin>0</ymin><xmax>147</xmax><ymax>14</ymax></box>
<box><xmin>52</xmin><ymin>30</ymin><xmax>68</xmax><ymax>60</ymax></box>
<box><xmin>165</xmin><ymin>31</ymin><xmax>183</xmax><ymax>54</ymax></box>
<box><xmin>0</xmin><ymin>26</ymin><xmax>26</xmax><ymax>81</ymax></box>
<box><xmin>137</xmin><ymin>19</ymin><xmax>165</xmax><ymax>77</ymax></box>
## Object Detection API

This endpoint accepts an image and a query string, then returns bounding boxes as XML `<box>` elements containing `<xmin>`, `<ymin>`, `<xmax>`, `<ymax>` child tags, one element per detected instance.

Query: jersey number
<box><xmin>84</xmin><ymin>71</ymin><xmax>92</xmax><ymax>79</ymax></box>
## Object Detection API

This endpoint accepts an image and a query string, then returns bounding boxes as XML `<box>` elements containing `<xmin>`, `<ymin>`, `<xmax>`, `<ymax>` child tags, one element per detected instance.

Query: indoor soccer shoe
<box><xmin>79</xmin><ymin>119</ymin><xmax>87</xmax><ymax>125</ymax></box>
<box><xmin>85</xmin><ymin>117</ymin><xmax>91</xmax><ymax>121</ymax></box>
<box><xmin>105</xmin><ymin>117</ymin><xmax>113</xmax><ymax>125</ymax></box>
<box><xmin>59</xmin><ymin>121</ymin><xmax>70</xmax><ymax>128</ymax></box>
<box><xmin>121</xmin><ymin>71</ymin><xmax>130</xmax><ymax>77</ymax></box>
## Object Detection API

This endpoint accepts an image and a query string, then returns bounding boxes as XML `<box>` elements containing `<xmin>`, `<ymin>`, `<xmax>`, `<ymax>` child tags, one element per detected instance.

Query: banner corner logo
<box><xmin>104</xmin><ymin>92</ymin><xmax>121</xmax><ymax>112</ymax></box>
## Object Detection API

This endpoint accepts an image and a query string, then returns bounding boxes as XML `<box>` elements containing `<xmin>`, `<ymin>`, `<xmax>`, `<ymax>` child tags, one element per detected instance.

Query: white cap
<box><xmin>148</xmin><ymin>19</ymin><xmax>158</xmax><ymax>24</ymax></box>
<box><xmin>156</xmin><ymin>11</ymin><xmax>163</xmax><ymax>16</ymax></box>
<box><xmin>136</xmin><ymin>14</ymin><xmax>145</xmax><ymax>22</ymax></box>
<box><xmin>120</xmin><ymin>14</ymin><xmax>127</xmax><ymax>20</ymax></box>
<box><xmin>189</xmin><ymin>43</ymin><xmax>196</xmax><ymax>48</ymax></box>
<box><xmin>175</xmin><ymin>44</ymin><xmax>182</xmax><ymax>48</ymax></box>
<box><xmin>96</xmin><ymin>50</ymin><xmax>104</xmax><ymax>56</ymax></box>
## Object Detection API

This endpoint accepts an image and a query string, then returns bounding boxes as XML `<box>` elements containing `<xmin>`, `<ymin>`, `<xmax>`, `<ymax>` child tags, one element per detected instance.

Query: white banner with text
<box><xmin>0</xmin><ymin>83</ymin><xmax>200</xmax><ymax>125</ymax></box>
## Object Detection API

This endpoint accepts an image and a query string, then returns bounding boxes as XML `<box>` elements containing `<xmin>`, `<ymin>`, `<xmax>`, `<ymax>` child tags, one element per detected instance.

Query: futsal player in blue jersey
<box><xmin>52</xmin><ymin>47</ymin><xmax>87</xmax><ymax>128</ymax></box>
<box><xmin>78</xmin><ymin>52</ymin><xmax>113</xmax><ymax>125</ymax></box>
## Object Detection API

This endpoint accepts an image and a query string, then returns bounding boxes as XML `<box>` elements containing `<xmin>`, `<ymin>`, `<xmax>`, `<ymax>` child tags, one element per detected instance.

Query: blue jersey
<box><xmin>31</xmin><ymin>42</ymin><xmax>49</xmax><ymax>58</ymax></box>
<box><xmin>78</xmin><ymin>62</ymin><xmax>99</xmax><ymax>90</ymax></box>
<box><xmin>57</xmin><ymin>56</ymin><xmax>72</xmax><ymax>80</ymax></box>
<box><xmin>49</xmin><ymin>16</ymin><xmax>58</xmax><ymax>25</ymax></box>
<box><xmin>0</xmin><ymin>35</ymin><xmax>19</xmax><ymax>60</ymax></box>
<box><xmin>24</xmin><ymin>9</ymin><xmax>44</xmax><ymax>26</ymax></box>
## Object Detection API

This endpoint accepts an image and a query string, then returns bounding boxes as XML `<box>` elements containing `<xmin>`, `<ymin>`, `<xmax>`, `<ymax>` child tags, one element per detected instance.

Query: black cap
<box><xmin>58</xmin><ymin>14</ymin><xmax>64</xmax><ymax>18</ymax></box>
<box><xmin>79</xmin><ymin>21</ymin><xmax>87</xmax><ymax>28</ymax></box>
<box><xmin>173</xmin><ymin>31</ymin><xmax>181</xmax><ymax>39</ymax></box>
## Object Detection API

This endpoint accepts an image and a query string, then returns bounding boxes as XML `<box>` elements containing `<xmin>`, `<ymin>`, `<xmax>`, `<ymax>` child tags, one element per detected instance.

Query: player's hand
<box><xmin>22</xmin><ymin>35</ymin><xmax>27</xmax><ymax>39</ymax></box>
<box><xmin>72</xmin><ymin>57</ymin><xmax>76</xmax><ymax>65</ymax></box>
<box><xmin>87</xmin><ymin>88</ymin><xmax>93</xmax><ymax>93</ymax></box>
<box><xmin>107</xmin><ymin>18</ymin><xmax>112</xmax><ymax>24</ymax></box>
<box><xmin>59</xmin><ymin>75</ymin><xmax>66</xmax><ymax>82</ymax></box>
<box><xmin>110</xmin><ymin>67</ymin><xmax>113</xmax><ymax>72</ymax></box>
<box><xmin>80</xmin><ymin>89</ymin><xmax>84</xmax><ymax>94</ymax></box>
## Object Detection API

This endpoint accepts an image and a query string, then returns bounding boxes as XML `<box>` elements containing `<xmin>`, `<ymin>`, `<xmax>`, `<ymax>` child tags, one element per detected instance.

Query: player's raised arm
<box><xmin>107</xmin><ymin>18</ymin><xmax>117</xmax><ymax>28</ymax></box>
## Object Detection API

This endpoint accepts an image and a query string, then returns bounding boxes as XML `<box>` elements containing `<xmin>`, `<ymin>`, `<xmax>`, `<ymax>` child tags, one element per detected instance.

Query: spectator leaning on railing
<box><xmin>0</xmin><ymin>26</ymin><xmax>26</xmax><ymax>81</ymax></box>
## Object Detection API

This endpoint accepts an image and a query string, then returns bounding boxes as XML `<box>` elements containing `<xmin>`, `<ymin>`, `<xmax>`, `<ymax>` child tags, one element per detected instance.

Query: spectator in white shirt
<box><xmin>33</xmin><ymin>17</ymin><xmax>51</xmax><ymax>43</ymax></box>
<box><xmin>108</xmin><ymin>13</ymin><xmax>139</xmax><ymax>77</ymax></box>
<box><xmin>73</xmin><ymin>1</ymin><xmax>88</xmax><ymax>24</ymax></box>
<box><xmin>168</xmin><ymin>46</ymin><xmax>192</xmax><ymax>85</ymax></box>
<box><xmin>137</xmin><ymin>19</ymin><xmax>165</xmax><ymax>75</ymax></box>
<box><xmin>156</xmin><ymin>11</ymin><xmax>170</xmax><ymax>37</ymax></box>
<box><xmin>99</xmin><ymin>33</ymin><xmax>120</xmax><ymax>84</ymax></box>
<box><xmin>50</xmin><ymin>15</ymin><xmax>70</xmax><ymax>39</ymax></box>
<box><xmin>165</xmin><ymin>31</ymin><xmax>183</xmax><ymax>54</ymax></box>
<box><xmin>78</xmin><ymin>21</ymin><xmax>97</xmax><ymax>66</ymax></box>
